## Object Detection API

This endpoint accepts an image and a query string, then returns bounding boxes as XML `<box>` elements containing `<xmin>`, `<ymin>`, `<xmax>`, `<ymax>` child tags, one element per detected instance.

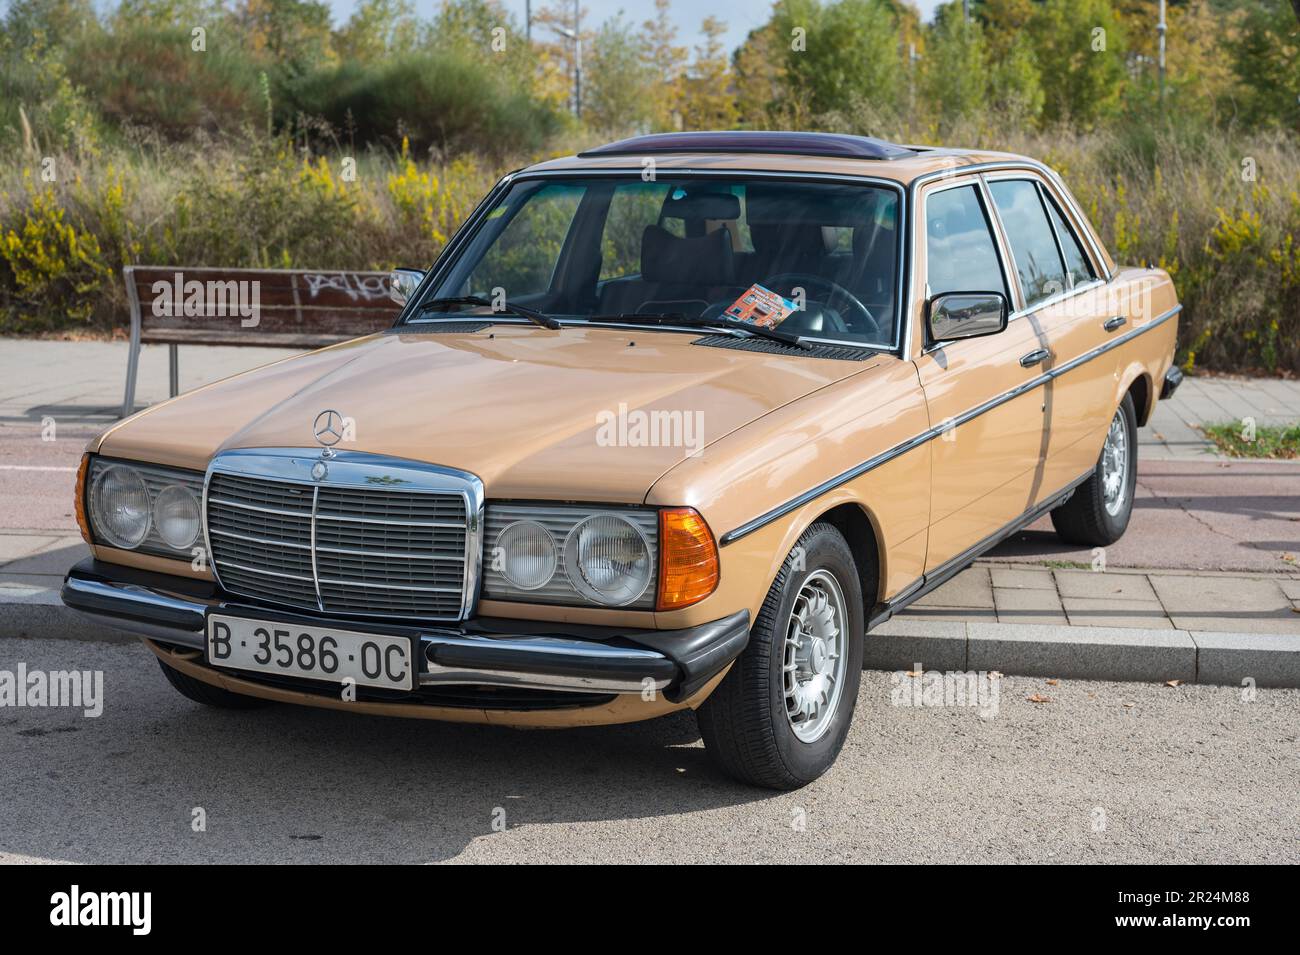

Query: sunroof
<box><xmin>580</xmin><ymin>131</ymin><xmax>916</xmax><ymax>161</ymax></box>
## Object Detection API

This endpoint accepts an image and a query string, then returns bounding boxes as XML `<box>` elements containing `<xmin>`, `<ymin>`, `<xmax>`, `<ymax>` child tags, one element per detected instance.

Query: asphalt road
<box><xmin>1</xmin><ymin>635</ymin><xmax>1295</xmax><ymax>864</ymax></box>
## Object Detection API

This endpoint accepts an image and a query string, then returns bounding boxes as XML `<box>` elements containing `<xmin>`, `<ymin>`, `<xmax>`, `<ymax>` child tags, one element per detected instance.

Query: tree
<box><xmin>531</xmin><ymin>0</ymin><xmax>585</xmax><ymax>115</ymax></box>
<box><xmin>1027</xmin><ymin>0</ymin><xmax>1127</xmax><ymax>127</ymax></box>
<box><xmin>334</xmin><ymin>0</ymin><xmax>419</xmax><ymax>64</ymax></box>
<box><xmin>974</xmin><ymin>0</ymin><xmax>1036</xmax><ymax>58</ymax></box>
<box><xmin>678</xmin><ymin>16</ymin><xmax>738</xmax><ymax>130</ymax></box>
<box><xmin>586</xmin><ymin>14</ymin><xmax>654</xmax><ymax>134</ymax></box>
<box><xmin>922</xmin><ymin>4</ymin><xmax>987</xmax><ymax>125</ymax></box>
<box><xmin>231</xmin><ymin>0</ymin><xmax>337</xmax><ymax>76</ymax></box>
<box><xmin>768</xmin><ymin>0</ymin><xmax>905</xmax><ymax>124</ymax></box>
<box><xmin>733</xmin><ymin>18</ymin><xmax>787</xmax><ymax>126</ymax></box>
<box><xmin>110</xmin><ymin>0</ymin><xmax>219</xmax><ymax>27</ymax></box>
<box><xmin>988</xmin><ymin>32</ymin><xmax>1044</xmax><ymax>124</ymax></box>
<box><xmin>920</xmin><ymin>3</ymin><xmax>1042</xmax><ymax>131</ymax></box>
<box><xmin>1229</xmin><ymin>0</ymin><xmax>1300</xmax><ymax>129</ymax></box>
<box><xmin>641</xmin><ymin>0</ymin><xmax>688</xmax><ymax>130</ymax></box>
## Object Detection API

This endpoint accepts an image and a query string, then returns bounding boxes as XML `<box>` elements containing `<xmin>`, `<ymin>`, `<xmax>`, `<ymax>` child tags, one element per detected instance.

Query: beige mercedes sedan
<box><xmin>63</xmin><ymin>131</ymin><xmax>1182</xmax><ymax>789</ymax></box>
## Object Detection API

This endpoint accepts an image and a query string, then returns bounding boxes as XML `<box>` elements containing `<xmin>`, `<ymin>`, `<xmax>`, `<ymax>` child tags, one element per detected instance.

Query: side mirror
<box><xmin>926</xmin><ymin>291</ymin><xmax>1008</xmax><ymax>343</ymax></box>
<box><xmin>389</xmin><ymin>268</ymin><xmax>425</xmax><ymax>307</ymax></box>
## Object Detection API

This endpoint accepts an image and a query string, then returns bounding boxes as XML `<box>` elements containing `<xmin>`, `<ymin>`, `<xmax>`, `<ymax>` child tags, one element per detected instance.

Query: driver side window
<box><xmin>925</xmin><ymin>185</ymin><xmax>1009</xmax><ymax>300</ymax></box>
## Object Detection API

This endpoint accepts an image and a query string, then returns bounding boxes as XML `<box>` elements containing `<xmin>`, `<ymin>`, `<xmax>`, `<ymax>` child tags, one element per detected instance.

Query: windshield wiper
<box><xmin>587</xmin><ymin>312</ymin><xmax>812</xmax><ymax>350</ymax></box>
<box><xmin>416</xmin><ymin>295</ymin><xmax>561</xmax><ymax>330</ymax></box>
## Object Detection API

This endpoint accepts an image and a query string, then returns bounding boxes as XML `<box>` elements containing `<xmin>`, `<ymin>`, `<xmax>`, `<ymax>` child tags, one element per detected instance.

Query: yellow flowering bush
<box><xmin>0</xmin><ymin>172</ymin><xmax>112</xmax><ymax>325</ymax></box>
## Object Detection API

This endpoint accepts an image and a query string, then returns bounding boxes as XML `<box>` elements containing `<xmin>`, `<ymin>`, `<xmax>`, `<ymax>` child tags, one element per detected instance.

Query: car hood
<box><xmin>96</xmin><ymin>325</ymin><xmax>876</xmax><ymax>502</ymax></box>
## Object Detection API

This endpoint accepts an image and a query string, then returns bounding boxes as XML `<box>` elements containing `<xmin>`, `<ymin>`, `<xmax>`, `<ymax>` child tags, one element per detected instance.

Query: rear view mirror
<box><xmin>389</xmin><ymin>268</ymin><xmax>425</xmax><ymax>307</ymax></box>
<box><xmin>926</xmin><ymin>291</ymin><xmax>1008</xmax><ymax>343</ymax></box>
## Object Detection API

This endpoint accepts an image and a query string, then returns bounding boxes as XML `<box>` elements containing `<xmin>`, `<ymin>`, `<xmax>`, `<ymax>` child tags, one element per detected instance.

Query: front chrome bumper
<box><xmin>61</xmin><ymin>559</ymin><xmax>748</xmax><ymax>702</ymax></box>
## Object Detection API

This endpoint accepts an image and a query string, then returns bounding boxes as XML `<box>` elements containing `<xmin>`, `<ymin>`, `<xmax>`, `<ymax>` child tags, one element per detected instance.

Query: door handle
<box><xmin>1103</xmin><ymin>315</ymin><xmax>1127</xmax><ymax>332</ymax></box>
<box><xmin>1019</xmin><ymin>348</ymin><xmax>1051</xmax><ymax>368</ymax></box>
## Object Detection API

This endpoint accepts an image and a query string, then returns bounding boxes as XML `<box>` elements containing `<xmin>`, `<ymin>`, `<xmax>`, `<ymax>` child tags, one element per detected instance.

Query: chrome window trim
<box><xmin>202</xmin><ymin>448</ymin><xmax>485</xmax><ymax>621</ymax></box>
<box><xmin>401</xmin><ymin>167</ymin><xmax>910</xmax><ymax>357</ymax></box>
<box><xmin>719</xmin><ymin>303</ymin><xmax>1182</xmax><ymax>546</ymax></box>
<box><xmin>905</xmin><ymin>159</ymin><xmax>1115</xmax><ymax>362</ymax></box>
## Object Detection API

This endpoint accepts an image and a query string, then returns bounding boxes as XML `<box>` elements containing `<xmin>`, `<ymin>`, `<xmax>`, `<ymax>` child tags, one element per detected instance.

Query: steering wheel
<box><xmin>760</xmin><ymin>272</ymin><xmax>879</xmax><ymax>338</ymax></box>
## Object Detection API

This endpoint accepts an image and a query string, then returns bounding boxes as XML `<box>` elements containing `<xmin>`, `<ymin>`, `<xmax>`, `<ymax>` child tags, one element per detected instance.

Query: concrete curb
<box><xmin>866</xmin><ymin>619</ymin><xmax>1300</xmax><ymax>688</ymax></box>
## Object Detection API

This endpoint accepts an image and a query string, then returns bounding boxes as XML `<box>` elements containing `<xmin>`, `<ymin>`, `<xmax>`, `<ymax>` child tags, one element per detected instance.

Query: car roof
<box><xmin>522</xmin><ymin>131</ymin><xmax>1037</xmax><ymax>186</ymax></box>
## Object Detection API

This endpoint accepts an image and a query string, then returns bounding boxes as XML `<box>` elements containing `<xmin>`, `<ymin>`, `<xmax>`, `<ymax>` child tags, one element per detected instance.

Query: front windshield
<box><xmin>412</xmin><ymin>175</ymin><xmax>902</xmax><ymax>348</ymax></box>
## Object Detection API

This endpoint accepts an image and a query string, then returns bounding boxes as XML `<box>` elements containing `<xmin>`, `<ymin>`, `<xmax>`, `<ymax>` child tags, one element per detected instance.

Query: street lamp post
<box><xmin>549</xmin><ymin>24</ymin><xmax>582</xmax><ymax>119</ymax></box>
<box><xmin>1157</xmin><ymin>0</ymin><xmax>1167</xmax><ymax>101</ymax></box>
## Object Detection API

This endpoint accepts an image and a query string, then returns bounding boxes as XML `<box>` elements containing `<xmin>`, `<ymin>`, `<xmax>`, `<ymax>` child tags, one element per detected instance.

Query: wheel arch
<box><xmin>768</xmin><ymin>500</ymin><xmax>885</xmax><ymax>615</ymax></box>
<box><xmin>1123</xmin><ymin>368</ymin><xmax>1154</xmax><ymax>426</ymax></box>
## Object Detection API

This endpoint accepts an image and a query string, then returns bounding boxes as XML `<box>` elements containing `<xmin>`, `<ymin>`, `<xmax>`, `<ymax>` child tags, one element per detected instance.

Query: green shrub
<box><xmin>66</xmin><ymin>26</ymin><xmax>263</xmax><ymax>139</ymax></box>
<box><xmin>281</xmin><ymin>52</ymin><xmax>564</xmax><ymax>158</ymax></box>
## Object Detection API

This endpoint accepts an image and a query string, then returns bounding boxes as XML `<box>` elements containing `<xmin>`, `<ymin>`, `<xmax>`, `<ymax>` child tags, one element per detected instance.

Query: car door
<box><xmin>913</xmin><ymin>178</ymin><xmax>1050</xmax><ymax>573</ymax></box>
<box><xmin>984</xmin><ymin>175</ymin><xmax>1114</xmax><ymax>501</ymax></box>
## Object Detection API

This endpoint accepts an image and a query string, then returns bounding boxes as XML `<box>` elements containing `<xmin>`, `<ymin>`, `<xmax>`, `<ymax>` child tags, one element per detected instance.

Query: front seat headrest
<box><xmin>641</xmin><ymin>224</ymin><xmax>735</xmax><ymax>285</ymax></box>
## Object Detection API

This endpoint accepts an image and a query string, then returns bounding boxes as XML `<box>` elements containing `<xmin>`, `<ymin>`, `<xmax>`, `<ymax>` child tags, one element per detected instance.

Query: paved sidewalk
<box><xmin>0</xmin><ymin>338</ymin><xmax>300</xmax><ymax>424</ymax></box>
<box><xmin>899</xmin><ymin>561</ymin><xmax>1300</xmax><ymax>634</ymax></box>
<box><xmin>1144</xmin><ymin>374</ymin><xmax>1300</xmax><ymax>460</ymax></box>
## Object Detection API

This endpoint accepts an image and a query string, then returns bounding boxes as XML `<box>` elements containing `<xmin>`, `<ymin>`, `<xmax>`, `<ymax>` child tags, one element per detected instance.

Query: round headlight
<box><xmin>496</xmin><ymin>520</ymin><xmax>557</xmax><ymax>590</ymax></box>
<box><xmin>153</xmin><ymin>484</ymin><xmax>201</xmax><ymax>550</ymax></box>
<box><xmin>90</xmin><ymin>464</ymin><xmax>151</xmax><ymax>549</ymax></box>
<box><xmin>563</xmin><ymin>514</ymin><xmax>653</xmax><ymax>606</ymax></box>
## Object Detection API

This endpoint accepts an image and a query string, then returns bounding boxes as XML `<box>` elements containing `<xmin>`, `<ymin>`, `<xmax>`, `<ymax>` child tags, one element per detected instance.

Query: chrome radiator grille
<box><xmin>206</xmin><ymin>465</ymin><xmax>473</xmax><ymax>621</ymax></box>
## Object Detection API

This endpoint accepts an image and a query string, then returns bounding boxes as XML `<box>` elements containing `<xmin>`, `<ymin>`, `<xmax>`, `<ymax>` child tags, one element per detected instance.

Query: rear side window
<box><xmin>925</xmin><ymin>185</ymin><xmax>1008</xmax><ymax>299</ymax></box>
<box><xmin>988</xmin><ymin>179</ymin><xmax>1068</xmax><ymax>306</ymax></box>
<box><xmin>1043</xmin><ymin>193</ymin><xmax>1094</xmax><ymax>289</ymax></box>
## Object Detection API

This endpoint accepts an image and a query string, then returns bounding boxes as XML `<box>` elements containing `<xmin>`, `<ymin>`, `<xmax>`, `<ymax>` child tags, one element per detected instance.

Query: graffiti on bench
<box><xmin>302</xmin><ymin>271</ymin><xmax>390</xmax><ymax>302</ymax></box>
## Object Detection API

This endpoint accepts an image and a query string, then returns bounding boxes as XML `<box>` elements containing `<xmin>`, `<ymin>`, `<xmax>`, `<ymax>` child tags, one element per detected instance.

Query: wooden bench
<box><xmin>121</xmin><ymin>265</ymin><xmax>402</xmax><ymax>417</ymax></box>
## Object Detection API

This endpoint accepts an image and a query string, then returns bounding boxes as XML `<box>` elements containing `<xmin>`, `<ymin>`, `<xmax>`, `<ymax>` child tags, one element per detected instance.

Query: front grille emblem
<box><xmin>311</xmin><ymin>460</ymin><xmax>328</xmax><ymax>481</ymax></box>
<box><xmin>313</xmin><ymin>409</ymin><xmax>345</xmax><ymax>447</ymax></box>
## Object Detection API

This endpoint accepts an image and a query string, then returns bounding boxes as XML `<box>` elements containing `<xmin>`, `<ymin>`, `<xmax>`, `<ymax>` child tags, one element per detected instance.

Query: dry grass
<box><xmin>2</xmin><ymin>123</ymin><xmax>1298</xmax><ymax>373</ymax></box>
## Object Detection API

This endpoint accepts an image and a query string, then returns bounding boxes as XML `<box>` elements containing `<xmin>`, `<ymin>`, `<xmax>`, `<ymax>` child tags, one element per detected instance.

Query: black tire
<box><xmin>697</xmin><ymin>522</ymin><xmax>865</xmax><ymax>790</ymax></box>
<box><xmin>1050</xmin><ymin>392</ymin><xmax>1138</xmax><ymax>547</ymax></box>
<box><xmin>157</xmin><ymin>656</ymin><xmax>274</xmax><ymax>710</ymax></box>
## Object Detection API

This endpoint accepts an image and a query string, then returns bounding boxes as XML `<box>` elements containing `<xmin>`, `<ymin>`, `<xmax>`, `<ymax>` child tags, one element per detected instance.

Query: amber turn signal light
<box><xmin>657</xmin><ymin>507</ymin><xmax>719</xmax><ymax>611</ymax></box>
<box><xmin>74</xmin><ymin>452</ymin><xmax>92</xmax><ymax>545</ymax></box>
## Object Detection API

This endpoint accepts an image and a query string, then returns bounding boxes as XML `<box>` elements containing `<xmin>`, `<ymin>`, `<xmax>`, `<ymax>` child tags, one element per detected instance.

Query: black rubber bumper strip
<box><xmin>628</xmin><ymin>610</ymin><xmax>751</xmax><ymax>701</ymax></box>
<box><xmin>1160</xmin><ymin>365</ymin><xmax>1184</xmax><ymax>400</ymax></box>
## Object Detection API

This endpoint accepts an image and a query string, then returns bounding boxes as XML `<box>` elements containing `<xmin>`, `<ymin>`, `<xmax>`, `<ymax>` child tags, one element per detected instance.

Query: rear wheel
<box><xmin>157</xmin><ymin>656</ymin><xmax>274</xmax><ymax>710</ymax></box>
<box><xmin>1050</xmin><ymin>393</ymin><xmax>1138</xmax><ymax>546</ymax></box>
<box><xmin>697</xmin><ymin>523</ymin><xmax>864</xmax><ymax>790</ymax></box>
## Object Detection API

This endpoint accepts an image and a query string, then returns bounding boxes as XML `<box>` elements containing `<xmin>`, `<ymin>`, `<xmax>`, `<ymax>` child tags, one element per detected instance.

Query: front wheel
<box><xmin>1050</xmin><ymin>393</ymin><xmax>1138</xmax><ymax>546</ymax></box>
<box><xmin>697</xmin><ymin>523</ymin><xmax>864</xmax><ymax>790</ymax></box>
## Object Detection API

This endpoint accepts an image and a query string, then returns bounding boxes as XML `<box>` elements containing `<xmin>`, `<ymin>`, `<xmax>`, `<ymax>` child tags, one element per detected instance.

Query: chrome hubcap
<box><xmin>783</xmin><ymin>569</ymin><xmax>848</xmax><ymax>743</ymax></box>
<box><xmin>1102</xmin><ymin>409</ymin><xmax>1129</xmax><ymax>517</ymax></box>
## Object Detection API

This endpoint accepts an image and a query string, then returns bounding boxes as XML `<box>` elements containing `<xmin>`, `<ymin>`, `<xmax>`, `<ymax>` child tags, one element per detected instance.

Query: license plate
<box><xmin>206</xmin><ymin>614</ymin><xmax>415</xmax><ymax>691</ymax></box>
